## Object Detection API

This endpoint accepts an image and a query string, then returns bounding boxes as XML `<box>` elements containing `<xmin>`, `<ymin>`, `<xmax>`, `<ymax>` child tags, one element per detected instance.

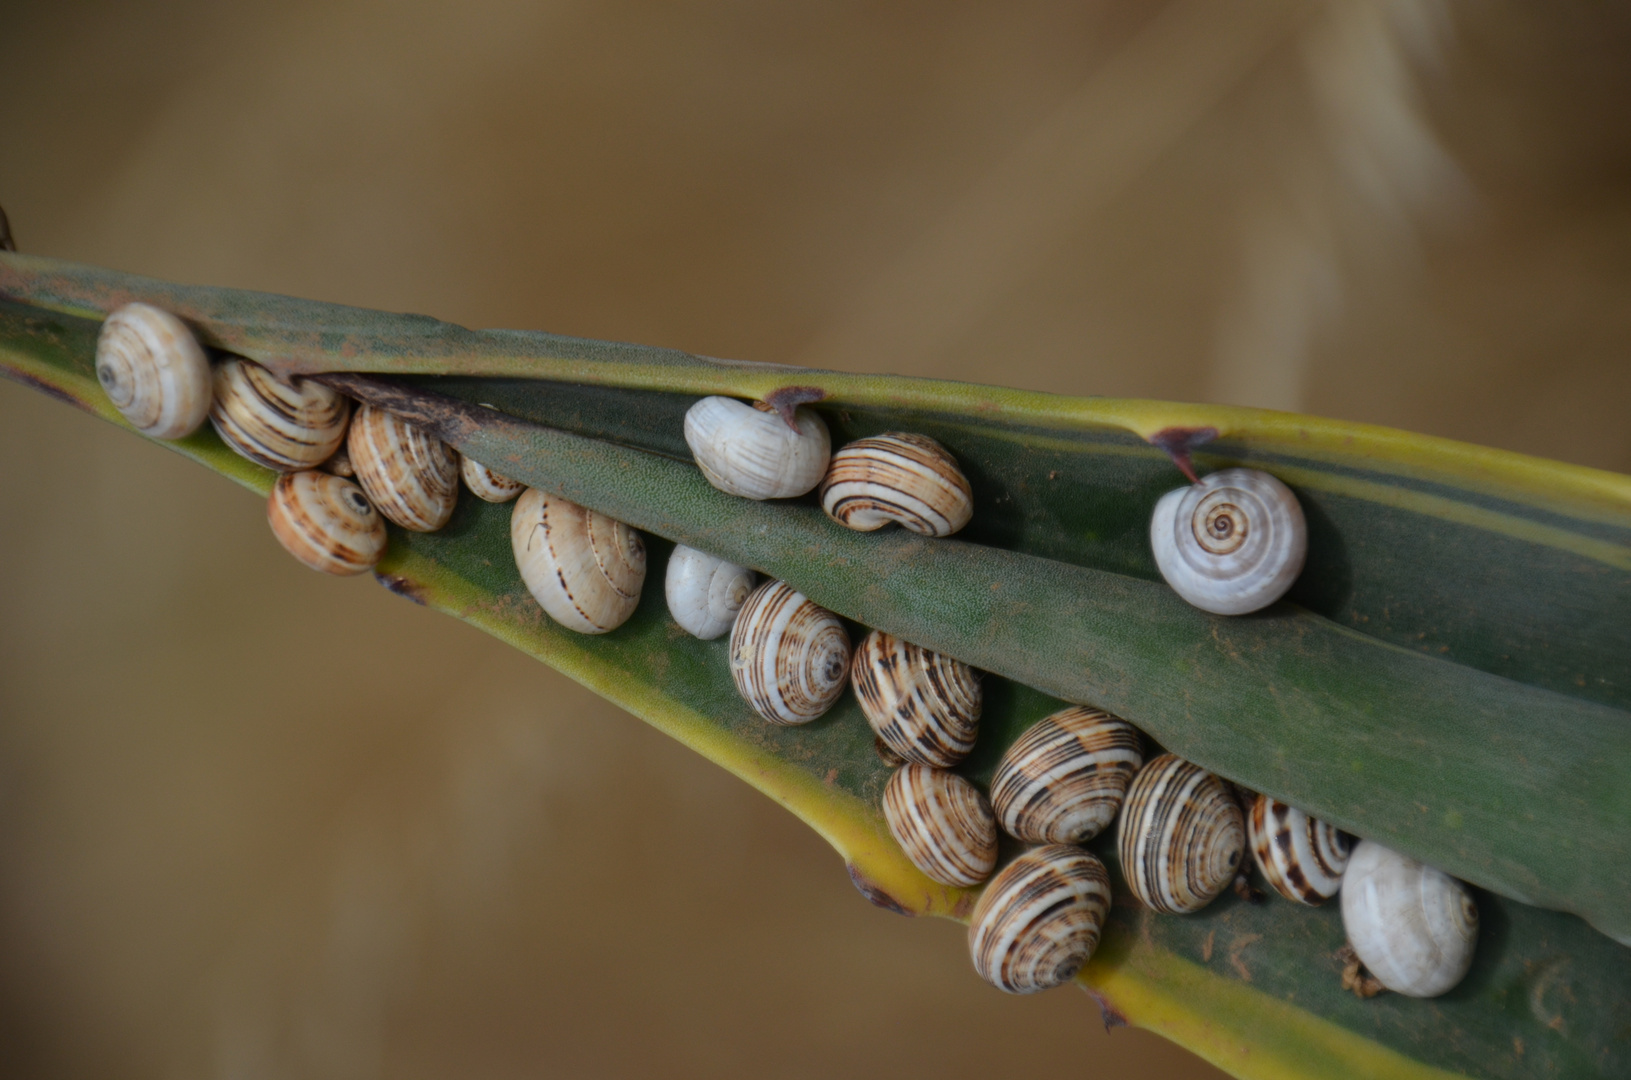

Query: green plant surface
<box><xmin>2</xmin><ymin>258</ymin><xmax>1629</xmax><ymax>1080</ymax></box>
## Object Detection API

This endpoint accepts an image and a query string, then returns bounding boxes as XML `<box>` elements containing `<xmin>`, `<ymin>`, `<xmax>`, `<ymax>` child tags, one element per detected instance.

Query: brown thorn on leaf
<box><xmin>1146</xmin><ymin>426</ymin><xmax>1219</xmax><ymax>484</ymax></box>
<box><xmin>1083</xmin><ymin>987</ymin><xmax>1129</xmax><ymax>1031</ymax></box>
<box><xmin>763</xmin><ymin>385</ymin><xmax>826</xmax><ymax>432</ymax></box>
<box><xmin>846</xmin><ymin>863</ymin><xmax>909</xmax><ymax>915</ymax></box>
<box><xmin>0</xmin><ymin>204</ymin><xmax>15</xmax><ymax>252</ymax></box>
<box><xmin>1336</xmin><ymin>943</ymin><xmax>1386</xmax><ymax>998</ymax></box>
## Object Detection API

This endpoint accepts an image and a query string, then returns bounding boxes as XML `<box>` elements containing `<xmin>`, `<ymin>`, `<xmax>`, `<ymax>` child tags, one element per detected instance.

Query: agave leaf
<box><xmin>3</xmin><ymin>259</ymin><xmax>1630</xmax><ymax>1080</ymax></box>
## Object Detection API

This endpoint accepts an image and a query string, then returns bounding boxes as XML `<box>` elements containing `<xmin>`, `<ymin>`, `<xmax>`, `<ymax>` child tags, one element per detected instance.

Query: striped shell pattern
<box><xmin>1117</xmin><ymin>753</ymin><xmax>1245</xmax><ymax>914</ymax></box>
<box><xmin>819</xmin><ymin>432</ymin><xmax>973</xmax><ymax>537</ymax></box>
<box><xmin>990</xmin><ymin>706</ymin><xmax>1142</xmax><ymax>844</ymax></box>
<box><xmin>348</xmin><ymin>403</ymin><xmax>460</xmax><ymax>532</ymax></box>
<box><xmin>968</xmin><ymin>845</ymin><xmax>1113</xmax><ymax>994</ymax></box>
<box><xmin>882</xmin><ymin>764</ymin><xmax>997</xmax><ymax>888</ymax></box>
<box><xmin>510</xmin><ymin>489</ymin><xmax>646</xmax><ymax>634</ymax></box>
<box><xmin>729</xmin><ymin>580</ymin><xmax>851</xmax><ymax>725</ymax></box>
<box><xmin>852</xmin><ymin>630</ymin><xmax>981</xmax><ymax>767</ymax></box>
<box><xmin>210</xmin><ymin>357</ymin><xmax>351</xmax><ymax>471</ymax></box>
<box><xmin>460</xmin><ymin>453</ymin><xmax>525</xmax><ymax>503</ymax></box>
<box><xmin>1248</xmin><ymin>794</ymin><xmax>1352</xmax><ymax>905</ymax></box>
<box><xmin>266</xmin><ymin>470</ymin><xmax>387</xmax><ymax>576</ymax></box>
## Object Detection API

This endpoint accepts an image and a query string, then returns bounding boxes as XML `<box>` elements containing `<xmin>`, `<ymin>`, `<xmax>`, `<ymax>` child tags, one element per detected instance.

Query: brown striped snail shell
<box><xmin>729</xmin><ymin>579</ymin><xmax>850</xmax><ymax>724</ymax></box>
<box><xmin>510</xmin><ymin>488</ymin><xmax>646</xmax><ymax>634</ymax></box>
<box><xmin>347</xmin><ymin>403</ymin><xmax>460</xmax><ymax>532</ymax></box>
<box><xmin>1150</xmin><ymin>468</ymin><xmax>1307</xmax><ymax>615</ymax></box>
<box><xmin>819</xmin><ymin>433</ymin><xmax>973</xmax><ymax>537</ymax></box>
<box><xmin>683</xmin><ymin>396</ymin><xmax>831</xmax><ymax>500</ymax></box>
<box><xmin>321</xmin><ymin>443</ymin><xmax>355</xmax><ymax>477</ymax></box>
<box><xmin>1117</xmin><ymin>753</ymin><xmax>1245</xmax><ymax>914</ymax></box>
<box><xmin>852</xmin><ymin>631</ymin><xmax>981</xmax><ymax>767</ymax></box>
<box><xmin>460</xmin><ymin>452</ymin><xmax>525</xmax><ymax>503</ymax></box>
<box><xmin>1248</xmin><ymin>794</ymin><xmax>1352</xmax><ymax>905</ymax></box>
<box><xmin>968</xmin><ymin>845</ymin><xmax>1112</xmax><ymax>994</ymax></box>
<box><xmin>266</xmin><ymin>470</ymin><xmax>387</xmax><ymax>576</ymax></box>
<box><xmin>882</xmin><ymin>764</ymin><xmax>997</xmax><ymax>888</ymax></box>
<box><xmin>990</xmin><ymin>706</ymin><xmax>1143</xmax><ymax>844</ymax></box>
<box><xmin>664</xmin><ymin>544</ymin><xmax>757</xmax><ymax>640</ymax></box>
<box><xmin>94</xmin><ymin>302</ymin><xmax>212</xmax><ymax>439</ymax></box>
<box><xmin>1341</xmin><ymin>840</ymin><xmax>1478</xmax><ymax>998</ymax></box>
<box><xmin>209</xmin><ymin>357</ymin><xmax>350</xmax><ymax>471</ymax></box>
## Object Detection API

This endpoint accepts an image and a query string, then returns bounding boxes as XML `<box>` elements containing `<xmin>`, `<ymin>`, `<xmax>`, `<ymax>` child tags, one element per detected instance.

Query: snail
<box><xmin>683</xmin><ymin>396</ymin><xmax>830</xmax><ymax>500</ymax></box>
<box><xmin>818</xmin><ymin>433</ymin><xmax>973</xmax><ymax>537</ymax></box>
<box><xmin>510</xmin><ymin>488</ymin><xmax>646</xmax><ymax>634</ymax></box>
<box><xmin>665</xmin><ymin>545</ymin><xmax>757</xmax><ymax>640</ymax></box>
<box><xmin>1248</xmin><ymin>794</ymin><xmax>1352</xmax><ymax>905</ymax></box>
<box><xmin>851</xmin><ymin>630</ymin><xmax>981</xmax><ymax>767</ymax></box>
<box><xmin>460</xmin><ymin>452</ymin><xmax>525</xmax><ymax>503</ymax></box>
<box><xmin>1341</xmin><ymin>840</ymin><xmax>1478</xmax><ymax>998</ymax></box>
<box><xmin>968</xmin><ymin>845</ymin><xmax>1112</xmax><ymax>994</ymax></box>
<box><xmin>1117</xmin><ymin>753</ymin><xmax>1245</xmax><ymax>914</ymax></box>
<box><xmin>266</xmin><ymin>470</ymin><xmax>387</xmax><ymax>576</ymax></box>
<box><xmin>321</xmin><ymin>444</ymin><xmax>355</xmax><ymax>477</ymax></box>
<box><xmin>882</xmin><ymin>763</ymin><xmax>997</xmax><ymax>888</ymax></box>
<box><xmin>990</xmin><ymin>706</ymin><xmax>1143</xmax><ymax>845</ymax></box>
<box><xmin>94</xmin><ymin>302</ymin><xmax>212</xmax><ymax>439</ymax></box>
<box><xmin>729</xmin><ymin>579</ymin><xmax>850</xmax><ymax>724</ymax></box>
<box><xmin>209</xmin><ymin>357</ymin><xmax>351</xmax><ymax>471</ymax></box>
<box><xmin>1149</xmin><ymin>468</ymin><xmax>1306</xmax><ymax>615</ymax></box>
<box><xmin>347</xmin><ymin>403</ymin><xmax>460</xmax><ymax>532</ymax></box>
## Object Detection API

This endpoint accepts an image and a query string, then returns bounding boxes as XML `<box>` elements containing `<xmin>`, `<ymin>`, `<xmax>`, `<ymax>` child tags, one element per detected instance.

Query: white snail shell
<box><xmin>968</xmin><ymin>845</ymin><xmax>1112</xmax><ymax>994</ymax></box>
<box><xmin>1248</xmin><ymin>794</ymin><xmax>1352</xmax><ymax>905</ymax></box>
<box><xmin>882</xmin><ymin>764</ymin><xmax>997</xmax><ymax>888</ymax></box>
<box><xmin>1341</xmin><ymin>840</ymin><xmax>1478</xmax><ymax>998</ymax></box>
<box><xmin>819</xmin><ymin>433</ymin><xmax>973</xmax><ymax>537</ymax></box>
<box><xmin>347</xmin><ymin>403</ymin><xmax>460</xmax><ymax>532</ymax></box>
<box><xmin>991</xmin><ymin>706</ymin><xmax>1143</xmax><ymax>845</ymax></box>
<box><xmin>209</xmin><ymin>357</ymin><xmax>350</xmax><ymax>471</ymax></box>
<box><xmin>1117</xmin><ymin>753</ymin><xmax>1245</xmax><ymax>914</ymax></box>
<box><xmin>683</xmin><ymin>396</ymin><xmax>831</xmax><ymax>500</ymax></box>
<box><xmin>1149</xmin><ymin>468</ymin><xmax>1307</xmax><ymax>615</ymax></box>
<box><xmin>460</xmin><ymin>452</ymin><xmax>525</xmax><ymax>503</ymax></box>
<box><xmin>94</xmin><ymin>302</ymin><xmax>212</xmax><ymax>439</ymax></box>
<box><xmin>852</xmin><ymin>630</ymin><xmax>981</xmax><ymax>767</ymax></box>
<box><xmin>729</xmin><ymin>579</ymin><xmax>850</xmax><ymax>725</ymax></box>
<box><xmin>510</xmin><ymin>488</ymin><xmax>646</xmax><ymax>634</ymax></box>
<box><xmin>266</xmin><ymin>470</ymin><xmax>387</xmax><ymax>576</ymax></box>
<box><xmin>664</xmin><ymin>545</ymin><xmax>757</xmax><ymax>640</ymax></box>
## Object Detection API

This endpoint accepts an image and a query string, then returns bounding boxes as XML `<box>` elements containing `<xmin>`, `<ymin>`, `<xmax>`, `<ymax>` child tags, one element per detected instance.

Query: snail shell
<box><xmin>209</xmin><ymin>357</ymin><xmax>350</xmax><ymax>471</ymax></box>
<box><xmin>510</xmin><ymin>488</ymin><xmax>646</xmax><ymax>634</ymax></box>
<box><xmin>1149</xmin><ymin>468</ymin><xmax>1307</xmax><ymax>615</ymax></box>
<box><xmin>968</xmin><ymin>845</ymin><xmax>1112</xmax><ymax>994</ymax></box>
<box><xmin>664</xmin><ymin>545</ymin><xmax>757</xmax><ymax>640</ymax></box>
<box><xmin>683</xmin><ymin>396</ymin><xmax>831</xmax><ymax>500</ymax></box>
<box><xmin>94</xmin><ymin>302</ymin><xmax>212</xmax><ymax>439</ymax></box>
<box><xmin>852</xmin><ymin>631</ymin><xmax>981</xmax><ymax>767</ymax></box>
<box><xmin>882</xmin><ymin>764</ymin><xmax>997</xmax><ymax>888</ymax></box>
<box><xmin>1341</xmin><ymin>840</ymin><xmax>1478</xmax><ymax>998</ymax></box>
<box><xmin>1248</xmin><ymin>794</ymin><xmax>1352</xmax><ymax>905</ymax></box>
<box><xmin>729</xmin><ymin>579</ymin><xmax>850</xmax><ymax>724</ymax></box>
<box><xmin>460</xmin><ymin>452</ymin><xmax>525</xmax><ymax>503</ymax></box>
<box><xmin>991</xmin><ymin>707</ymin><xmax>1143</xmax><ymax>844</ymax></box>
<box><xmin>321</xmin><ymin>444</ymin><xmax>355</xmax><ymax>477</ymax></box>
<box><xmin>819</xmin><ymin>433</ymin><xmax>973</xmax><ymax>537</ymax></box>
<box><xmin>347</xmin><ymin>403</ymin><xmax>460</xmax><ymax>532</ymax></box>
<box><xmin>1117</xmin><ymin>753</ymin><xmax>1245</xmax><ymax>914</ymax></box>
<box><xmin>266</xmin><ymin>470</ymin><xmax>387</xmax><ymax>576</ymax></box>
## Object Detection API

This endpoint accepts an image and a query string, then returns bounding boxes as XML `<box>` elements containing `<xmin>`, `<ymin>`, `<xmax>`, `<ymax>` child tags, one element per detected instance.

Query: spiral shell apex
<box><xmin>1150</xmin><ymin>468</ymin><xmax>1306</xmax><ymax>615</ymax></box>
<box><xmin>665</xmin><ymin>545</ymin><xmax>757</xmax><ymax>640</ymax></box>
<box><xmin>1118</xmin><ymin>754</ymin><xmax>1244</xmax><ymax>914</ymax></box>
<box><xmin>729</xmin><ymin>580</ymin><xmax>850</xmax><ymax>724</ymax></box>
<box><xmin>460</xmin><ymin>453</ymin><xmax>525</xmax><ymax>503</ymax></box>
<box><xmin>210</xmin><ymin>357</ymin><xmax>350</xmax><ymax>471</ymax></box>
<box><xmin>511</xmin><ymin>488</ymin><xmax>646</xmax><ymax>634</ymax></box>
<box><xmin>267</xmin><ymin>471</ymin><xmax>387</xmax><ymax>576</ymax></box>
<box><xmin>991</xmin><ymin>707</ymin><xmax>1142</xmax><ymax>844</ymax></box>
<box><xmin>883</xmin><ymin>765</ymin><xmax>997</xmax><ymax>887</ymax></box>
<box><xmin>684</xmin><ymin>396</ymin><xmax>831</xmax><ymax>500</ymax></box>
<box><xmin>1341</xmin><ymin>840</ymin><xmax>1478</xmax><ymax>998</ymax></box>
<box><xmin>1249</xmin><ymin>795</ymin><xmax>1352</xmax><ymax>905</ymax></box>
<box><xmin>347</xmin><ymin>404</ymin><xmax>460</xmax><ymax>532</ymax></box>
<box><xmin>95</xmin><ymin>302</ymin><xmax>212</xmax><ymax>439</ymax></box>
<box><xmin>819</xmin><ymin>433</ymin><xmax>973</xmax><ymax>537</ymax></box>
<box><xmin>969</xmin><ymin>845</ymin><xmax>1112</xmax><ymax>994</ymax></box>
<box><xmin>853</xmin><ymin>631</ymin><xmax>981</xmax><ymax>767</ymax></box>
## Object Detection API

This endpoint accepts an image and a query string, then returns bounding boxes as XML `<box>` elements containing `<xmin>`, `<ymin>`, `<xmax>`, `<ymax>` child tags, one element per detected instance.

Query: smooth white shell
<box><xmin>683</xmin><ymin>396</ymin><xmax>830</xmax><ymax>500</ymax></box>
<box><xmin>1150</xmin><ymin>468</ymin><xmax>1307</xmax><ymax>615</ymax></box>
<box><xmin>968</xmin><ymin>845</ymin><xmax>1112</xmax><ymax>994</ymax></box>
<box><xmin>882</xmin><ymin>764</ymin><xmax>997</xmax><ymax>888</ymax></box>
<box><xmin>347</xmin><ymin>404</ymin><xmax>460</xmax><ymax>532</ymax></box>
<box><xmin>1248</xmin><ymin>794</ymin><xmax>1351</xmax><ymax>905</ymax></box>
<box><xmin>852</xmin><ymin>630</ymin><xmax>981</xmax><ymax>767</ymax></box>
<box><xmin>210</xmin><ymin>357</ymin><xmax>350</xmax><ymax>471</ymax></box>
<box><xmin>819</xmin><ymin>432</ymin><xmax>973</xmax><ymax>537</ymax></box>
<box><xmin>510</xmin><ymin>488</ymin><xmax>646</xmax><ymax>634</ymax></box>
<box><xmin>266</xmin><ymin>470</ymin><xmax>387</xmax><ymax>576</ymax></box>
<box><xmin>460</xmin><ymin>452</ymin><xmax>525</xmax><ymax>503</ymax></box>
<box><xmin>729</xmin><ymin>580</ymin><xmax>850</xmax><ymax>724</ymax></box>
<box><xmin>94</xmin><ymin>302</ymin><xmax>212</xmax><ymax>439</ymax></box>
<box><xmin>664</xmin><ymin>545</ymin><xmax>757</xmax><ymax>640</ymax></box>
<box><xmin>1341</xmin><ymin>840</ymin><xmax>1478</xmax><ymax>998</ymax></box>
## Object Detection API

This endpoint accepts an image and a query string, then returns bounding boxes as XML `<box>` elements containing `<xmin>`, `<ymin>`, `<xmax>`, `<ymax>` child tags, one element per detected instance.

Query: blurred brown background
<box><xmin>1</xmin><ymin>1</ymin><xmax>1628</xmax><ymax>1077</ymax></box>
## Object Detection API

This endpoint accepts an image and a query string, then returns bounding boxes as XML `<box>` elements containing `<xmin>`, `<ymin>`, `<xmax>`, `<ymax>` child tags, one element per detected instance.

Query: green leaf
<box><xmin>3</xmin><ymin>254</ymin><xmax>1628</xmax><ymax>1080</ymax></box>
